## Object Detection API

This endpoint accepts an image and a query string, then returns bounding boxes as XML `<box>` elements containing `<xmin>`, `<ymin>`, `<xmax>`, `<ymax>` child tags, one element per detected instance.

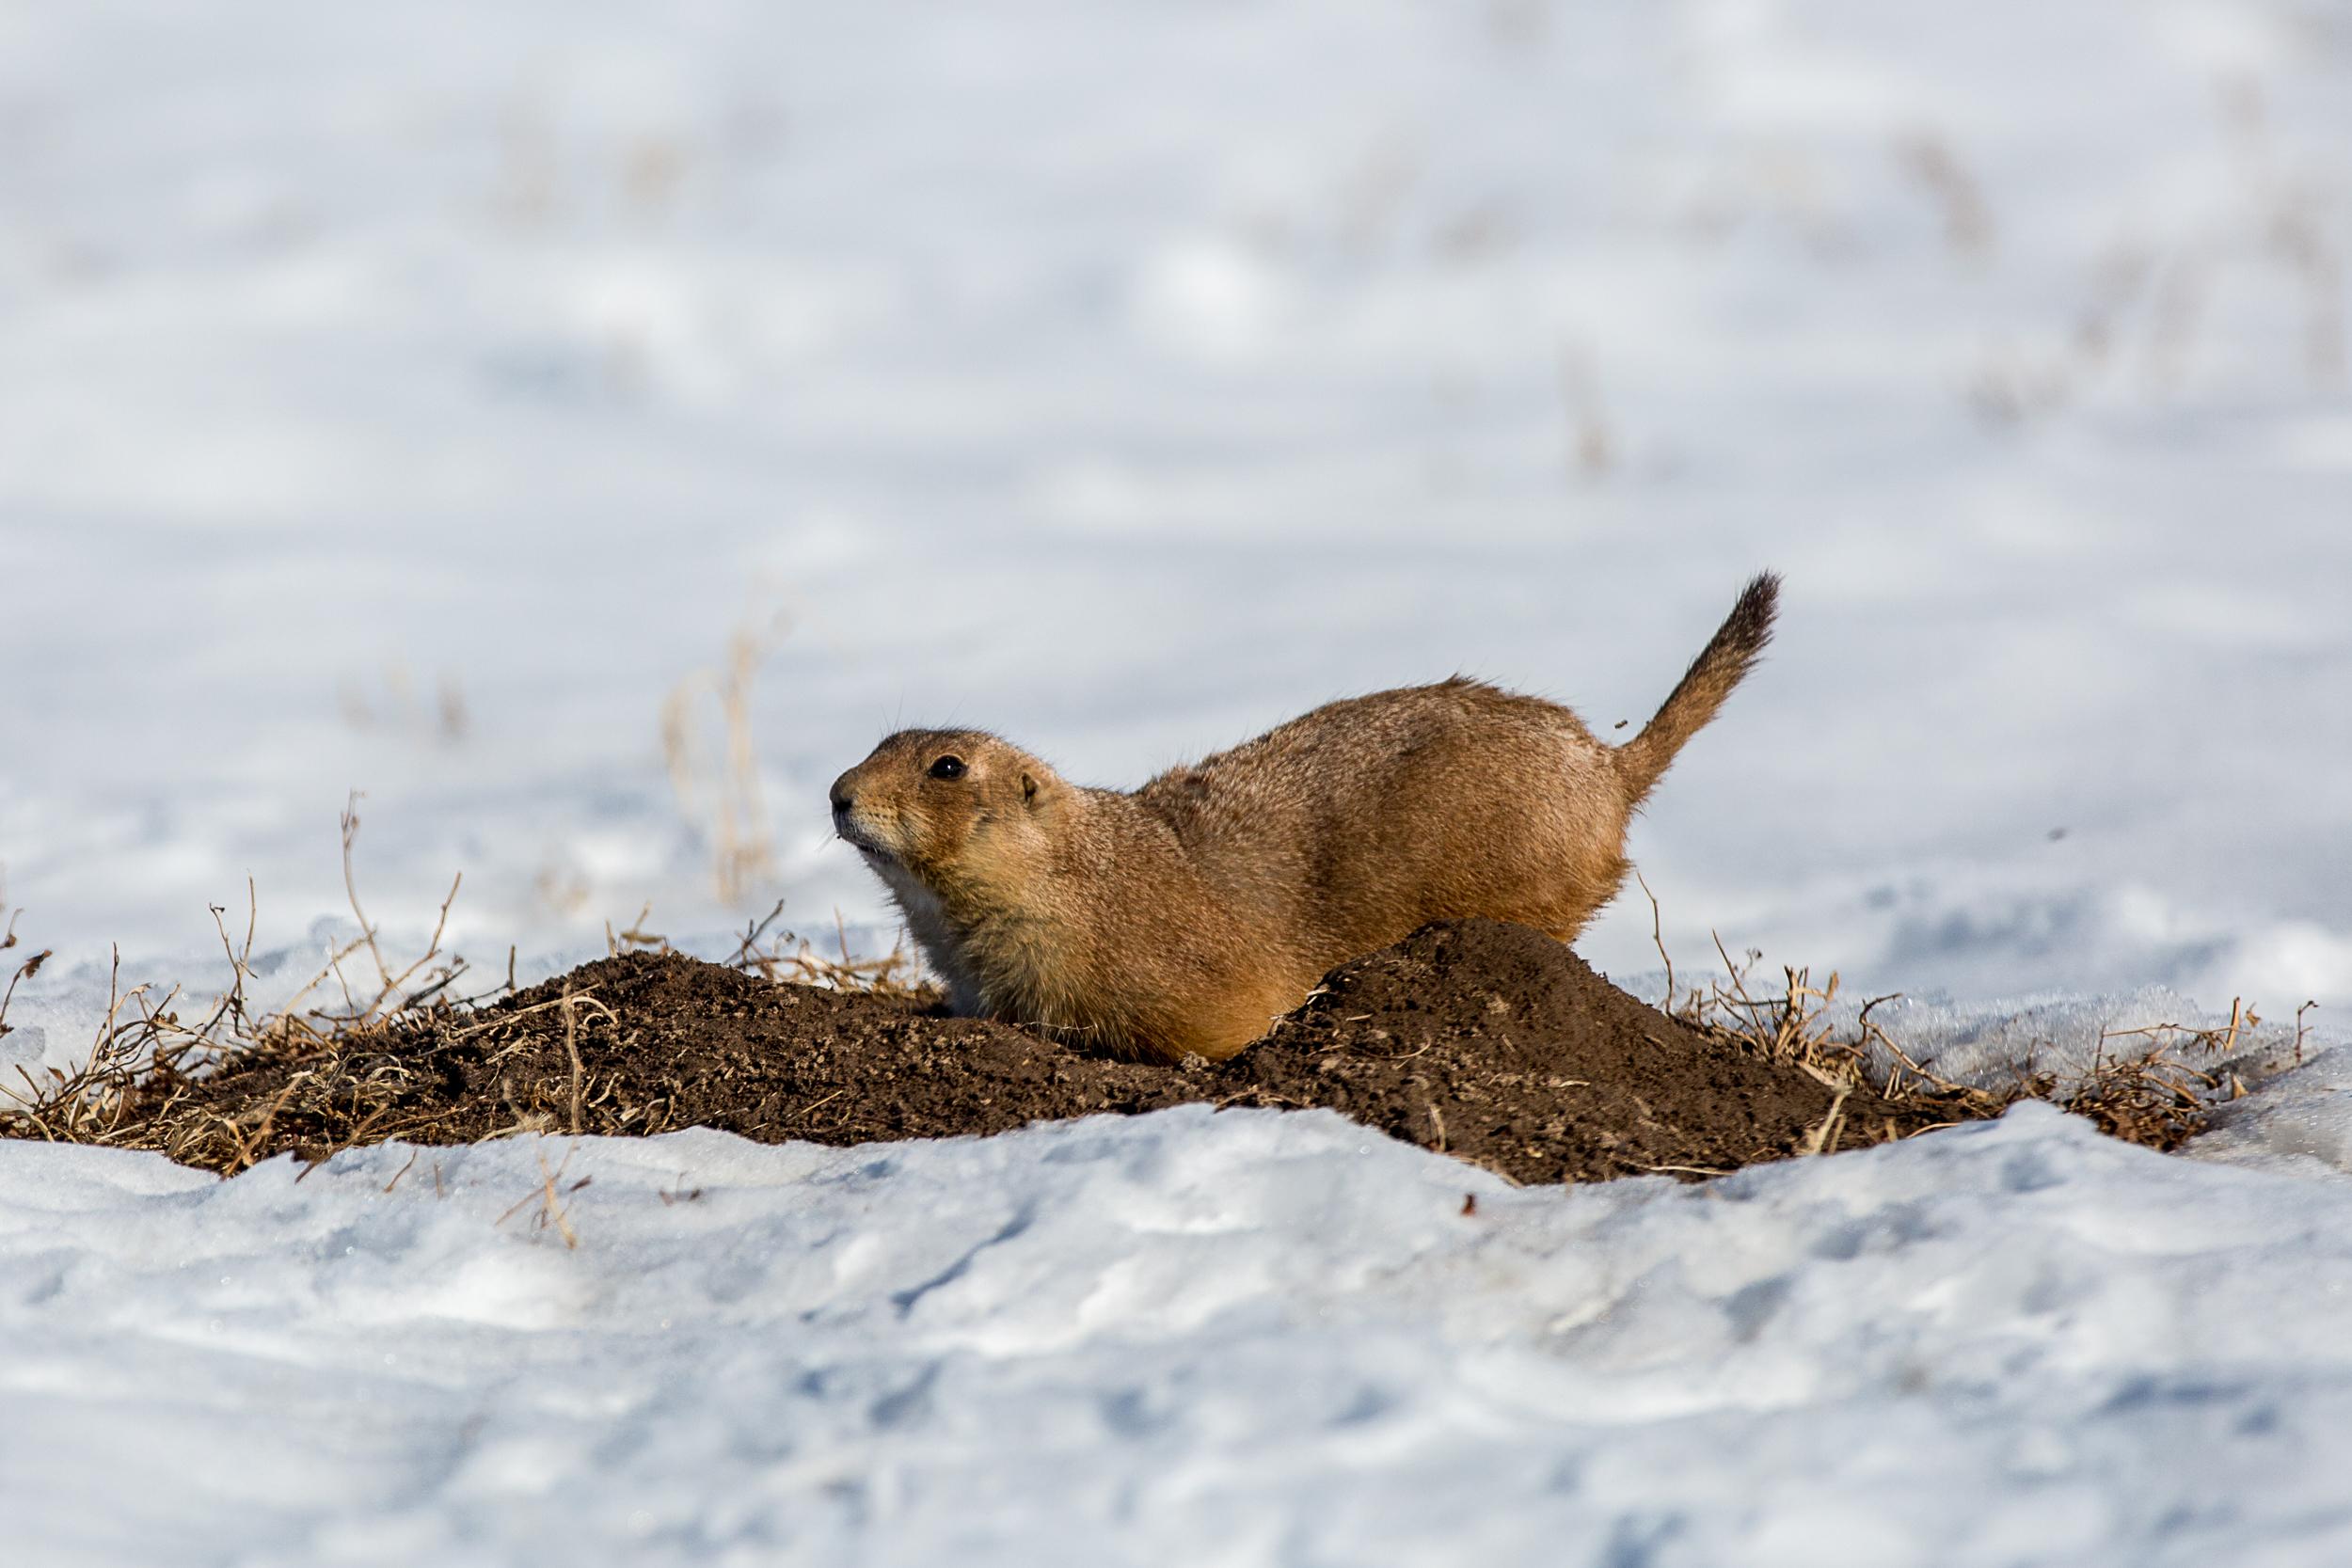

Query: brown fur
<box><xmin>830</xmin><ymin>572</ymin><xmax>1779</xmax><ymax>1062</ymax></box>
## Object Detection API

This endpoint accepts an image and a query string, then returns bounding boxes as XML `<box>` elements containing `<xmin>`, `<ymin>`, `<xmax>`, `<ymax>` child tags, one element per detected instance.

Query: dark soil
<box><xmin>120</xmin><ymin>919</ymin><xmax>1981</xmax><ymax>1184</ymax></box>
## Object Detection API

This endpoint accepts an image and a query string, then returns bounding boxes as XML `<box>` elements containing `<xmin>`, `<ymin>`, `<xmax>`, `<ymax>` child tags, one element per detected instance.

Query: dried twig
<box><xmin>498</xmin><ymin>1145</ymin><xmax>586</xmax><ymax>1248</ymax></box>
<box><xmin>342</xmin><ymin>792</ymin><xmax>390</xmax><ymax>994</ymax></box>
<box><xmin>1635</xmin><ymin>869</ymin><xmax>1675</xmax><ymax>1015</ymax></box>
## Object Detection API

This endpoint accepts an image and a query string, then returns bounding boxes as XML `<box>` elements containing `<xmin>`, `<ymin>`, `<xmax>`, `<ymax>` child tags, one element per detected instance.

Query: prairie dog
<box><xmin>831</xmin><ymin>573</ymin><xmax>1778</xmax><ymax>1062</ymax></box>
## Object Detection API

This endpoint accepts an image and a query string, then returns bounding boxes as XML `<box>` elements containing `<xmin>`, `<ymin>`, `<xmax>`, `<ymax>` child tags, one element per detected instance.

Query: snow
<box><xmin>2</xmin><ymin>0</ymin><xmax>2347</xmax><ymax>1009</ymax></box>
<box><xmin>5</xmin><ymin>0</ymin><xmax>2352</xmax><ymax>1560</ymax></box>
<box><xmin>6</xmin><ymin>1106</ymin><xmax>2352</xmax><ymax>1565</ymax></box>
<box><xmin>2198</xmin><ymin>1044</ymin><xmax>2352</xmax><ymax>1181</ymax></box>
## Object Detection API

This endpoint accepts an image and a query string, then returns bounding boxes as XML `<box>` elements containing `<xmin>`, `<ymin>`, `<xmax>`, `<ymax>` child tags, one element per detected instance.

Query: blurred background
<box><xmin>3</xmin><ymin>0</ymin><xmax>2347</xmax><ymax>1012</ymax></box>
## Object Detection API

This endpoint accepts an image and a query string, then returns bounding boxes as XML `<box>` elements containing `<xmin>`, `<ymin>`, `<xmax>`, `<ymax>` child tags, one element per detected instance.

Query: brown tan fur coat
<box><xmin>831</xmin><ymin>572</ymin><xmax>1778</xmax><ymax>1062</ymax></box>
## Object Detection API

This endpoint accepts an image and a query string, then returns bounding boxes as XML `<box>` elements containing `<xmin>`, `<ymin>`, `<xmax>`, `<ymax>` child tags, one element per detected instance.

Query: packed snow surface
<box><xmin>5</xmin><ymin>1</ymin><xmax>2352</xmax><ymax>1561</ymax></box>
<box><xmin>7</xmin><ymin>1106</ymin><xmax>2352</xmax><ymax>1567</ymax></box>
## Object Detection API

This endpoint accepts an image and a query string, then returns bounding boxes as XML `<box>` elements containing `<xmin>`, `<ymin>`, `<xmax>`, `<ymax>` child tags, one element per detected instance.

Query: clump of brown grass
<box><xmin>1632</xmin><ymin>876</ymin><xmax>2282</xmax><ymax>1153</ymax></box>
<box><xmin>2057</xmin><ymin>999</ymin><xmax>2323</xmax><ymax>1151</ymax></box>
<box><xmin>0</xmin><ymin>802</ymin><xmax>931</xmax><ymax>1176</ymax></box>
<box><xmin>0</xmin><ymin>801</ymin><xmax>492</xmax><ymax>1161</ymax></box>
<box><xmin>604</xmin><ymin>896</ymin><xmax>928</xmax><ymax>999</ymax></box>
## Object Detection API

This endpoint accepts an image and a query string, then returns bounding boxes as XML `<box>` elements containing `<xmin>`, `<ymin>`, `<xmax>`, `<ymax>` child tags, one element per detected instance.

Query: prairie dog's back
<box><xmin>1133</xmin><ymin>678</ymin><xmax>1628</xmax><ymax>963</ymax></box>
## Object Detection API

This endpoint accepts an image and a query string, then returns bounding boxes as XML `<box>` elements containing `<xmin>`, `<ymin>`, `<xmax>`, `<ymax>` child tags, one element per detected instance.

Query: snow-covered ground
<box><xmin>5</xmin><ymin>1</ymin><xmax>2352</xmax><ymax>1561</ymax></box>
<box><xmin>6</xmin><ymin>1107</ymin><xmax>2352</xmax><ymax>1567</ymax></box>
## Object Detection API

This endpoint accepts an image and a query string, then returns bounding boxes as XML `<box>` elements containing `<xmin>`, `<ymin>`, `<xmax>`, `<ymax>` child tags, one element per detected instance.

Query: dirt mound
<box><xmin>1234</xmin><ymin>919</ymin><xmax>1938</xmax><ymax>1177</ymax></box>
<box><xmin>110</xmin><ymin>919</ymin><xmax>1979</xmax><ymax>1184</ymax></box>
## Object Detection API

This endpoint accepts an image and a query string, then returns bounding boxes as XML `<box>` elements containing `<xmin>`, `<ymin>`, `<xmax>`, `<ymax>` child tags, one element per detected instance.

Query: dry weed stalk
<box><xmin>497</xmin><ymin>1145</ymin><xmax>588</xmax><ymax>1249</ymax></box>
<box><xmin>1895</xmin><ymin>132</ymin><xmax>1994</xmax><ymax>260</ymax></box>
<box><xmin>1801</xmin><ymin>1083</ymin><xmax>1853</xmax><ymax>1157</ymax></box>
<box><xmin>2222</xmin><ymin>74</ymin><xmax>2347</xmax><ymax>385</ymax></box>
<box><xmin>0</xmin><ymin>911</ymin><xmax>48</xmax><ymax>1046</ymax></box>
<box><xmin>1558</xmin><ymin>342</ymin><xmax>1616</xmax><ymax>481</ymax></box>
<box><xmin>662</xmin><ymin>615</ymin><xmax>786</xmax><ymax>904</ymax></box>
<box><xmin>337</xmin><ymin>664</ymin><xmax>469</xmax><ymax>745</ymax></box>
<box><xmin>606</xmin><ymin>902</ymin><xmax>669</xmax><ymax>957</ymax></box>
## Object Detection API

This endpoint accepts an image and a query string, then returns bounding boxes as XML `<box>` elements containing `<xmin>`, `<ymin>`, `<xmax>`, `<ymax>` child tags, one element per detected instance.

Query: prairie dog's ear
<box><xmin>1021</xmin><ymin>771</ymin><xmax>1041</xmax><ymax>807</ymax></box>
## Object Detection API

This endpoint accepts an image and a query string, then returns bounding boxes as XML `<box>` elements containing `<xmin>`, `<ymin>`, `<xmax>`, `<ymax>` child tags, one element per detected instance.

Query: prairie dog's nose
<box><xmin>829</xmin><ymin>775</ymin><xmax>856</xmax><ymax>819</ymax></box>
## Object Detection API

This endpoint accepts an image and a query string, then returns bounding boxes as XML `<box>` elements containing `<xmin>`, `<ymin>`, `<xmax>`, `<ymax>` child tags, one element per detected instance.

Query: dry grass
<box><xmin>497</xmin><ymin>1146</ymin><xmax>589</xmax><ymax>1249</ymax></box>
<box><xmin>0</xmin><ymin>834</ymin><xmax>2299</xmax><ymax>1174</ymax></box>
<box><xmin>1558</xmin><ymin>342</ymin><xmax>1615</xmax><ymax>482</ymax></box>
<box><xmin>661</xmin><ymin>613</ymin><xmax>788</xmax><ymax>906</ymax></box>
<box><xmin>337</xmin><ymin>662</ymin><xmax>469</xmax><ymax>746</ymax></box>
<box><xmin>1633</xmin><ymin>878</ymin><xmax>2274</xmax><ymax>1153</ymax></box>
<box><xmin>608</xmin><ymin>895</ymin><xmax>929</xmax><ymax>1000</ymax></box>
<box><xmin>0</xmin><ymin>811</ymin><xmax>928</xmax><ymax>1175</ymax></box>
<box><xmin>1895</xmin><ymin>132</ymin><xmax>1994</xmax><ymax>261</ymax></box>
<box><xmin>0</xmin><ymin>899</ymin><xmax>50</xmax><ymax>1052</ymax></box>
<box><xmin>0</xmin><ymin>808</ymin><xmax>488</xmax><ymax>1160</ymax></box>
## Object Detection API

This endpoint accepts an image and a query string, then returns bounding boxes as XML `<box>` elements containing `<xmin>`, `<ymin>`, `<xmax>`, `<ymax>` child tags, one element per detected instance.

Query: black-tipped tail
<box><xmin>1613</xmin><ymin>572</ymin><xmax>1779</xmax><ymax>805</ymax></box>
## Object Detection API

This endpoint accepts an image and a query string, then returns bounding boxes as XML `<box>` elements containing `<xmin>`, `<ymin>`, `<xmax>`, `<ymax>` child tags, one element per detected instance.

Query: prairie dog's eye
<box><xmin>929</xmin><ymin>754</ymin><xmax>966</xmax><ymax>781</ymax></box>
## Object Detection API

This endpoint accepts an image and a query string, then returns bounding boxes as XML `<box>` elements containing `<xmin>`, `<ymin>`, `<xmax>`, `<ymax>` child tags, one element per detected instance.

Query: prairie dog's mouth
<box><xmin>836</xmin><ymin>822</ymin><xmax>897</xmax><ymax>864</ymax></box>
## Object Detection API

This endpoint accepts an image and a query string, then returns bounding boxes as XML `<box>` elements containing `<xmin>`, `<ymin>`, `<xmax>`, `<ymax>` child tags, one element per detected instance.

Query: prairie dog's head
<box><xmin>829</xmin><ymin>729</ymin><xmax>1068</xmax><ymax>896</ymax></box>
